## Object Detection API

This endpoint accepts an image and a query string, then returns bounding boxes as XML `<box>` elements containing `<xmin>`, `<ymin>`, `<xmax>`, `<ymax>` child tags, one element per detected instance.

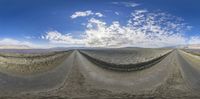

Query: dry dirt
<box><xmin>0</xmin><ymin>48</ymin><xmax>199</xmax><ymax>99</ymax></box>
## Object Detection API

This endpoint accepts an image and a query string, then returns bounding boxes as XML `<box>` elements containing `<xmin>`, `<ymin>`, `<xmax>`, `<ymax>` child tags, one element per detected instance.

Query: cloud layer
<box><xmin>43</xmin><ymin>10</ymin><xmax>195</xmax><ymax>48</ymax></box>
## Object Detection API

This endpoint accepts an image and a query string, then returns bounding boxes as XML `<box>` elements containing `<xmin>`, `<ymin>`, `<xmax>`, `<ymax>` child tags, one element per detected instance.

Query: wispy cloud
<box><xmin>112</xmin><ymin>2</ymin><xmax>139</xmax><ymax>8</ymax></box>
<box><xmin>188</xmin><ymin>36</ymin><xmax>200</xmax><ymax>44</ymax></box>
<box><xmin>71</xmin><ymin>10</ymin><xmax>103</xmax><ymax>19</ymax></box>
<box><xmin>24</xmin><ymin>36</ymin><xmax>36</xmax><ymax>39</ymax></box>
<box><xmin>115</xmin><ymin>12</ymin><xmax>120</xmax><ymax>15</ymax></box>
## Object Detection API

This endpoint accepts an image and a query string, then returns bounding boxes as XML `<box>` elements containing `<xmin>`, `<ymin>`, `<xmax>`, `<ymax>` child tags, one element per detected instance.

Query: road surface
<box><xmin>0</xmin><ymin>49</ymin><xmax>199</xmax><ymax>99</ymax></box>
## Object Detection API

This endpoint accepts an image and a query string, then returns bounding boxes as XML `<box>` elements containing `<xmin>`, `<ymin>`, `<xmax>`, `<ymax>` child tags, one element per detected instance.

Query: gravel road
<box><xmin>0</xmin><ymin>49</ymin><xmax>199</xmax><ymax>99</ymax></box>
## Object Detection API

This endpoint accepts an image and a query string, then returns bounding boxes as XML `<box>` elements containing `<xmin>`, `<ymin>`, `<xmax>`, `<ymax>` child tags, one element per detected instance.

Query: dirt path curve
<box><xmin>0</xmin><ymin>51</ymin><xmax>74</xmax><ymax>96</ymax></box>
<box><xmin>1</xmin><ymin>49</ymin><xmax>200</xmax><ymax>99</ymax></box>
<box><xmin>76</xmin><ymin>50</ymin><xmax>174</xmax><ymax>93</ymax></box>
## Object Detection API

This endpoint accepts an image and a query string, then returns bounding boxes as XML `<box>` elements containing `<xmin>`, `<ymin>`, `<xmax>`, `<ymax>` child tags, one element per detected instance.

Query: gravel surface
<box><xmin>80</xmin><ymin>48</ymin><xmax>172</xmax><ymax>65</ymax></box>
<box><xmin>0</xmin><ymin>48</ymin><xmax>199</xmax><ymax>99</ymax></box>
<box><xmin>182</xmin><ymin>49</ymin><xmax>200</xmax><ymax>56</ymax></box>
<box><xmin>0</xmin><ymin>50</ymin><xmax>72</xmax><ymax>75</ymax></box>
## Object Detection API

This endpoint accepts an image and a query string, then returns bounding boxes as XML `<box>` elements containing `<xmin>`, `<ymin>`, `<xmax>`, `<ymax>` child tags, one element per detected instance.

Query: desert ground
<box><xmin>0</xmin><ymin>48</ymin><xmax>199</xmax><ymax>99</ymax></box>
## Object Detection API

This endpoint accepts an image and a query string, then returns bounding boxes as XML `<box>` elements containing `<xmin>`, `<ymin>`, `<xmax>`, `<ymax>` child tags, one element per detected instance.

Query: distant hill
<box><xmin>0</xmin><ymin>45</ymin><xmax>31</xmax><ymax>49</ymax></box>
<box><xmin>186</xmin><ymin>44</ymin><xmax>200</xmax><ymax>49</ymax></box>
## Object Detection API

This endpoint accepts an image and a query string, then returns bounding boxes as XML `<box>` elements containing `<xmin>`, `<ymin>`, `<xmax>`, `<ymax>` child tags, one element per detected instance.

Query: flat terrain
<box><xmin>0</xmin><ymin>48</ymin><xmax>199</xmax><ymax>99</ymax></box>
<box><xmin>182</xmin><ymin>49</ymin><xmax>200</xmax><ymax>56</ymax></box>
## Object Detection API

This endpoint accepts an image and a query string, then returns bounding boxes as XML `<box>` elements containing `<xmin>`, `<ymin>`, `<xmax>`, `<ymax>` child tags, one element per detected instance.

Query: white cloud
<box><xmin>44</xmin><ymin>10</ymin><xmax>193</xmax><ymax>48</ymax></box>
<box><xmin>71</xmin><ymin>10</ymin><xmax>93</xmax><ymax>19</ymax></box>
<box><xmin>0</xmin><ymin>38</ymin><xmax>30</xmax><ymax>45</ymax></box>
<box><xmin>115</xmin><ymin>12</ymin><xmax>120</xmax><ymax>15</ymax></box>
<box><xmin>112</xmin><ymin>2</ymin><xmax>139</xmax><ymax>8</ymax></box>
<box><xmin>188</xmin><ymin>36</ymin><xmax>200</xmax><ymax>44</ymax></box>
<box><xmin>95</xmin><ymin>12</ymin><xmax>103</xmax><ymax>17</ymax></box>
<box><xmin>81</xmin><ymin>10</ymin><xmax>190</xmax><ymax>47</ymax></box>
<box><xmin>0</xmin><ymin>38</ymin><xmax>41</xmax><ymax>48</ymax></box>
<box><xmin>71</xmin><ymin>10</ymin><xmax>103</xmax><ymax>19</ymax></box>
<box><xmin>43</xmin><ymin>31</ymin><xmax>84</xmax><ymax>45</ymax></box>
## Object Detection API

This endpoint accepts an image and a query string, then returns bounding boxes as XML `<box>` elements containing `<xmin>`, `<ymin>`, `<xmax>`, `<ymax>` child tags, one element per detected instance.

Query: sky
<box><xmin>0</xmin><ymin>0</ymin><xmax>199</xmax><ymax>48</ymax></box>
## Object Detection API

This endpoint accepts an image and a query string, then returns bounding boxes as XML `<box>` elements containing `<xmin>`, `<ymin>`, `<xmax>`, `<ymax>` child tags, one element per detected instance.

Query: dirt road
<box><xmin>0</xmin><ymin>49</ymin><xmax>200</xmax><ymax>99</ymax></box>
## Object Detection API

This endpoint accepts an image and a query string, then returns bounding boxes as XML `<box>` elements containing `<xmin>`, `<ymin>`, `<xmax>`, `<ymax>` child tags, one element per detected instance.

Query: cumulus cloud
<box><xmin>44</xmin><ymin>10</ymin><xmax>193</xmax><ymax>48</ymax></box>
<box><xmin>42</xmin><ymin>31</ymin><xmax>84</xmax><ymax>45</ymax></box>
<box><xmin>71</xmin><ymin>10</ymin><xmax>103</xmax><ymax>19</ymax></box>
<box><xmin>82</xmin><ymin>10</ymin><xmax>190</xmax><ymax>47</ymax></box>
<box><xmin>82</xmin><ymin>16</ymin><xmax>186</xmax><ymax>47</ymax></box>
<box><xmin>112</xmin><ymin>2</ymin><xmax>139</xmax><ymax>8</ymax></box>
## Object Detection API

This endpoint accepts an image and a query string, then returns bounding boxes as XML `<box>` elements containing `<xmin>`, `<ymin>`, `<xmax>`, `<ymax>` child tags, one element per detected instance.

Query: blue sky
<box><xmin>0</xmin><ymin>0</ymin><xmax>199</xmax><ymax>48</ymax></box>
